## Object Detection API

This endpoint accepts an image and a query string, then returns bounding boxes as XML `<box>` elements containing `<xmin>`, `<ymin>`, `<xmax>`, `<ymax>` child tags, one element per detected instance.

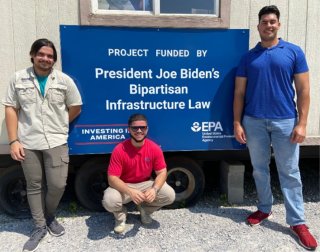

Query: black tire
<box><xmin>166</xmin><ymin>157</ymin><xmax>205</xmax><ymax>208</ymax></box>
<box><xmin>74</xmin><ymin>157</ymin><xmax>109</xmax><ymax>211</ymax></box>
<box><xmin>0</xmin><ymin>165</ymin><xmax>30</xmax><ymax>218</ymax></box>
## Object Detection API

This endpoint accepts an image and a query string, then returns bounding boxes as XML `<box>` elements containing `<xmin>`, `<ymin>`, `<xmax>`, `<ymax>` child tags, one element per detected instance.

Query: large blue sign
<box><xmin>60</xmin><ymin>25</ymin><xmax>249</xmax><ymax>154</ymax></box>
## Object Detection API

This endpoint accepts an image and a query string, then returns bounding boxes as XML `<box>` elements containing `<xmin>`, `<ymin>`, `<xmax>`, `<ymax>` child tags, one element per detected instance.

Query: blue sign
<box><xmin>60</xmin><ymin>25</ymin><xmax>249</xmax><ymax>154</ymax></box>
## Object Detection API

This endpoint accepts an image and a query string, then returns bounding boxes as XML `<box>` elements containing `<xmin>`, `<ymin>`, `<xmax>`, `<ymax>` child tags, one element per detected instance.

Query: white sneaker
<box><xmin>137</xmin><ymin>205</ymin><xmax>153</xmax><ymax>225</ymax></box>
<box><xmin>114</xmin><ymin>220</ymin><xmax>126</xmax><ymax>233</ymax></box>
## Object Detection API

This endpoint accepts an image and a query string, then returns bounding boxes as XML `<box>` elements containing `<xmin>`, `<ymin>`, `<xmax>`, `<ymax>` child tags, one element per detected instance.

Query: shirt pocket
<box><xmin>48</xmin><ymin>84</ymin><xmax>67</xmax><ymax>104</ymax></box>
<box><xmin>16</xmin><ymin>84</ymin><xmax>36</xmax><ymax>104</ymax></box>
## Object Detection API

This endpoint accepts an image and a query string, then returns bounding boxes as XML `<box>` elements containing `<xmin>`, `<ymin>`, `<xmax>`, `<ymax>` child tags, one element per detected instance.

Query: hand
<box><xmin>10</xmin><ymin>141</ymin><xmax>25</xmax><ymax>161</ymax></box>
<box><xmin>290</xmin><ymin>124</ymin><xmax>306</xmax><ymax>143</ymax></box>
<box><xmin>234</xmin><ymin>124</ymin><xmax>246</xmax><ymax>144</ymax></box>
<box><xmin>129</xmin><ymin>188</ymin><xmax>146</xmax><ymax>205</ymax></box>
<box><xmin>143</xmin><ymin>187</ymin><xmax>157</xmax><ymax>203</ymax></box>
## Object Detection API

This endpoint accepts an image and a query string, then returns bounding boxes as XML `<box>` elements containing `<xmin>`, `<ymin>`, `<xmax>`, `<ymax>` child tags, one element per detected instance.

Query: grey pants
<box><xmin>21</xmin><ymin>145</ymin><xmax>69</xmax><ymax>228</ymax></box>
<box><xmin>102</xmin><ymin>180</ymin><xmax>175</xmax><ymax>222</ymax></box>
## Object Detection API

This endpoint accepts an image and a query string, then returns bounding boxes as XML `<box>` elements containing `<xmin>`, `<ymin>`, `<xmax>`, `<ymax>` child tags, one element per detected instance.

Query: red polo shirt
<box><xmin>108</xmin><ymin>139</ymin><xmax>166</xmax><ymax>183</ymax></box>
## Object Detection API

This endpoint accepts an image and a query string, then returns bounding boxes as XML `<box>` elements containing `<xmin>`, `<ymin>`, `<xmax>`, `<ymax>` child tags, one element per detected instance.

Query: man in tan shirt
<box><xmin>2</xmin><ymin>38</ymin><xmax>82</xmax><ymax>252</ymax></box>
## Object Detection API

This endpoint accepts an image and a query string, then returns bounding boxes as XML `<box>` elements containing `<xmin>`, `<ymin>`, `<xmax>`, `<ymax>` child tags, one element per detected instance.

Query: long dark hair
<box><xmin>29</xmin><ymin>38</ymin><xmax>57</xmax><ymax>63</ymax></box>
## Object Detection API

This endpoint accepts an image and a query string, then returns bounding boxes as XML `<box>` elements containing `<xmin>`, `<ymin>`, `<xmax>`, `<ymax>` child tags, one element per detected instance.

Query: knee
<box><xmin>102</xmin><ymin>188</ymin><xmax>122</xmax><ymax>212</ymax></box>
<box><xmin>252</xmin><ymin>168</ymin><xmax>269</xmax><ymax>180</ymax></box>
<box><xmin>167</xmin><ymin>186</ymin><xmax>176</xmax><ymax>204</ymax></box>
<box><xmin>27</xmin><ymin>180</ymin><xmax>42</xmax><ymax>194</ymax></box>
<box><xmin>160</xmin><ymin>183</ymin><xmax>176</xmax><ymax>205</ymax></box>
<box><xmin>48</xmin><ymin>180</ymin><xmax>67</xmax><ymax>192</ymax></box>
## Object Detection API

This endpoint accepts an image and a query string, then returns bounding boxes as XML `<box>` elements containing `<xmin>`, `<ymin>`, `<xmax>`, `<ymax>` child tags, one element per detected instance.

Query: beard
<box><xmin>259</xmin><ymin>30</ymin><xmax>278</xmax><ymax>43</ymax></box>
<box><xmin>38</xmin><ymin>62</ymin><xmax>52</xmax><ymax>70</ymax></box>
<box><xmin>130</xmin><ymin>133</ymin><xmax>147</xmax><ymax>143</ymax></box>
<box><xmin>34</xmin><ymin>61</ymin><xmax>53</xmax><ymax>74</ymax></box>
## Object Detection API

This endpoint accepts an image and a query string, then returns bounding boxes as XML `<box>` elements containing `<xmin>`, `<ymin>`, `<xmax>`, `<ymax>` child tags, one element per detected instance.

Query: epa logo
<box><xmin>191</xmin><ymin>121</ymin><xmax>223</xmax><ymax>132</ymax></box>
<box><xmin>191</xmin><ymin>122</ymin><xmax>201</xmax><ymax>132</ymax></box>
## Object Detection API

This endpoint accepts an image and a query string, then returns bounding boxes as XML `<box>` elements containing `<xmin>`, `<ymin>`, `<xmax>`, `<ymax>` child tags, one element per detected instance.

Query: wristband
<box><xmin>9</xmin><ymin>139</ymin><xmax>19</xmax><ymax>145</ymax></box>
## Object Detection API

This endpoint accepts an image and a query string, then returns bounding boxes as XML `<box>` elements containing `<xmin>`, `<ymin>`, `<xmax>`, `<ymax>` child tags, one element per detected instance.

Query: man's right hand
<box><xmin>234</xmin><ymin>123</ymin><xmax>247</xmax><ymax>144</ymax></box>
<box><xmin>129</xmin><ymin>188</ymin><xmax>146</xmax><ymax>205</ymax></box>
<box><xmin>10</xmin><ymin>141</ymin><xmax>25</xmax><ymax>161</ymax></box>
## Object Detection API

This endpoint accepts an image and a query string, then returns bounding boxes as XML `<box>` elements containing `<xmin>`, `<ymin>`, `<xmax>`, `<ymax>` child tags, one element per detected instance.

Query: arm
<box><xmin>108</xmin><ymin>175</ymin><xmax>146</xmax><ymax>205</ymax></box>
<box><xmin>68</xmin><ymin>105</ymin><xmax>81</xmax><ymax>122</ymax></box>
<box><xmin>5</xmin><ymin>106</ymin><xmax>25</xmax><ymax>161</ymax></box>
<box><xmin>233</xmin><ymin>76</ymin><xmax>247</xmax><ymax>144</ymax></box>
<box><xmin>107</xmin><ymin>147</ymin><xmax>146</xmax><ymax>204</ymax></box>
<box><xmin>291</xmin><ymin>72</ymin><xmax>310</xmax><ymax>143</ymax></box>
<box><xmin>144</xmin><ymin>168</ymin><xmax>167</xmax><ymax>203</ymax></box>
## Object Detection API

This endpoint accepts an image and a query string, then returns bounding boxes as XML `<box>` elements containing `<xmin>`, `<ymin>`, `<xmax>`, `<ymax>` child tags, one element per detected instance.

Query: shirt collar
<box><xmin>253</xmin><ymin>38</ymin><xmax>285</xmax><ymax>52</ymax></box>
<box><xmin>29</xmin><ymin>67</ymin><xmax>55</xmax><ymax>80</ymax></box>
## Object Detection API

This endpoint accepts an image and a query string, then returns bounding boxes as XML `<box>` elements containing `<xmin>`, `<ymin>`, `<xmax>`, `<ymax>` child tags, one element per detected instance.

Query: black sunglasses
<box><xmin>130</xmin><ymin>126</ymin><xmax>148</xmax><ymax>132</ymax></box>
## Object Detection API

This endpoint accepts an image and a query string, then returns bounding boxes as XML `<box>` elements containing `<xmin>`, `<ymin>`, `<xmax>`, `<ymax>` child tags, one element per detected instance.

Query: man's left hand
<box><xmin>291</xmin><ymin>124</ymin><xmax>306</xmax><ymax>143</ymax></box>
<box><xmin>144</xmin><ymin>187</ymin><xmax>157</xmax><ymax>203</ymax></box>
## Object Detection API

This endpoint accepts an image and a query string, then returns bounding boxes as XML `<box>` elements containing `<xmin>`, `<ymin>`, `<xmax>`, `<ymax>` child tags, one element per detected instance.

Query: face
<box><xmin>32</xmin><ymin>46</ymin><xmax>55</xmax><ymax>74</ymax></box>
<box><xmin>129</xmin><ymin>120</ymin><xmax>148</xmax><ymax>143</ymax></box>
<box><xmin>257</xmin><ymin>13</ymin><xmax>280</xmax><ymax>43</ymax></box>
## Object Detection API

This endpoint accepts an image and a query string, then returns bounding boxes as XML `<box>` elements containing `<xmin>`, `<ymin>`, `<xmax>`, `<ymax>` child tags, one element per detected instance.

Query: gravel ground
<box><xmin>0</xmin><ymin>159</ymin><xmax>319</xmax><ymax>252</ymax></box>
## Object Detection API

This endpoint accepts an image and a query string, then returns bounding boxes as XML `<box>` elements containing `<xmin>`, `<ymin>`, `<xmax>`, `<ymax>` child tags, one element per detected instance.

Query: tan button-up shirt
<box><xmin>2</xmin><ymin>67</ymin><xmax>82</xmax><ymax>150</ymax></box>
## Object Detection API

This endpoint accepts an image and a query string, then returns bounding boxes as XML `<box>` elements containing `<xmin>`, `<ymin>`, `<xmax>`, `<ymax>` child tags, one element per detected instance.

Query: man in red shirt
<box><xmin>102</xmin><ymin>113</ymin><xmax>175</xmax><ymax>233</ymax></box>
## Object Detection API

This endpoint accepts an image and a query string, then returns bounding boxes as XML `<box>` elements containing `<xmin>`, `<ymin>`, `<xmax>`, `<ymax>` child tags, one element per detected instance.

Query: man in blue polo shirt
<box><xmin>233</xmin><ymin>5</ymin><xmax>317</xmax><ymax>250</ymax></box>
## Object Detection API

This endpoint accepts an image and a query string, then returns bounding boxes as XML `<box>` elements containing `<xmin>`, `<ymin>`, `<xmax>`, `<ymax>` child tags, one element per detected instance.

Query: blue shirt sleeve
<box><xmin>294</xmin><ymin>46</ymin><xmax>309</xmax><ymax>74</ymax></box>
<box><xmin>235</xmin><ymin>54</ymin><xmax>248</xmax><ymax>77</ymax></box>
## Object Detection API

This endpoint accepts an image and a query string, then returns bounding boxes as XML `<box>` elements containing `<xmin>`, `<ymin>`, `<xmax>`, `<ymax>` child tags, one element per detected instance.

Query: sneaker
<box><xmin>137</xmin><ymin>205</ymin><xmax>153</xmax><ymax>225</ymax></box>
<box><xmin>23</xmin><ymin>226</ymin><xmax>48</xmax><ymax>252</ymax></box>
<box><xmin>47</xmin><ymin>217</ymin><xmax>65</xmax><ymax>237</ymax></box>
<box><xmin>113</xmin><ymin>206</ymin><xmax>127</xmax><ymax>234</ymax></box>
<box><xmin>114</xmin><ymin>220</ymin><xmax>126</xmax><ymax>234</ymax></box>
<box><xmin>247</xmin><ymin>210</ymin><xmax>272</xmax><ymax>226</ymax></box>
<box><xmin>290</xmin><ymin>224</ymin><xmax>318</xmax><ymax>250</ymax></box>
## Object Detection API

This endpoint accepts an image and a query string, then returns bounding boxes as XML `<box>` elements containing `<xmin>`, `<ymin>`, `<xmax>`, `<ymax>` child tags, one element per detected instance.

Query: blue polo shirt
<box><xmin>236</xmin><ymin>38</ymin><xmax>308</xmax><ymax>119</ymax></box>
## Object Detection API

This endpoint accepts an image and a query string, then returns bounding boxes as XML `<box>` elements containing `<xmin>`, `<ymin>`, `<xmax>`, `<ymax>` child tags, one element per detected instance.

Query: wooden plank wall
<box><xmin>0</xmin><ymin>1</ymin><xmax>16</xmax><ymax>144</ymax></box>
<box><xmin>0</xmin><ymin>0</ymin><xmax>319</xmax><ymax>144</ymax></box>
<box><xmin>305</xmin><ymin>0</ymin><xmax>320</xmax><ymax>136</ymax></box>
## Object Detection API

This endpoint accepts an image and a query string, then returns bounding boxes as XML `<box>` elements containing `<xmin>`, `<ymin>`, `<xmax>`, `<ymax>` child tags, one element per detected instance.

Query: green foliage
<box><xmin>219</xmin><ymin>194</ymin><xmax>229</xmax><ymax>206</ymax></box>
<box><xmin>69</xmin><ymin>201</ymin><xmax>78</xmax><ymax>215</ymax></box>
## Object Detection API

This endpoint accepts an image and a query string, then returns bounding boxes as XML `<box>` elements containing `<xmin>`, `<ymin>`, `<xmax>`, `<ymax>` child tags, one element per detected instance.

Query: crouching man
<box><xmin>102</xmin><ymin>113</ymin><xmax>175</xmax><ymax>233</ymax></box>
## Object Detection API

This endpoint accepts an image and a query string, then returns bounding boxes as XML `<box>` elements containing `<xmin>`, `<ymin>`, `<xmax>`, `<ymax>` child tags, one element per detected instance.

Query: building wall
<box><xmin>0</xmin><ymin>0</ymin><xmax>319</xmax><ymax>145</ymax></box>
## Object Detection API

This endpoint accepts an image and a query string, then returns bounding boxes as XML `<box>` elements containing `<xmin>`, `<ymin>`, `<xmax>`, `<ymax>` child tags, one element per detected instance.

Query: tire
<box><xmin>74</xmin><ymin>157</ymin><xmax>109</xmax><ymax>211</ymax></box>
<box><xmin>0</xmin><ymin>165</ymin><xmax>30</xmax><ymax>218</ymax></box>
<box><xmin>165</xmin><ymin>157</ymin><xmax>205</xmax><ymax>208</ymax></box>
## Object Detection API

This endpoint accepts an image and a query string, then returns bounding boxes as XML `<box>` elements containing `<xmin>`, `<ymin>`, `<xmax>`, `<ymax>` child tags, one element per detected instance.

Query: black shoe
<box><xmin>23</xmin><ymin>226</ymin><xmax>48</xmax><ymax>252</ymax></box>
<box><xmin>47</xmin><ymin>217</ymin><xmax>65</xmax><ymax>237</ymax></box>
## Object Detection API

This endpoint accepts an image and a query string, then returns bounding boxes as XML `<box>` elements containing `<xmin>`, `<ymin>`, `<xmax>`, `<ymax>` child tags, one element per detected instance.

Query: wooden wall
<box><xmin>0</xmin><ymin>0</ymin><xmax>319</xmax><ymax>145</ymax></box>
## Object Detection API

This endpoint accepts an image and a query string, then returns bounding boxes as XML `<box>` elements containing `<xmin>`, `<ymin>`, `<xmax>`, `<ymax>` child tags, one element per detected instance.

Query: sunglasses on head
<box><xmin>130</xmin><ymin>126</ymin><xmax>148</xmax><ymax>132</ymax></box>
